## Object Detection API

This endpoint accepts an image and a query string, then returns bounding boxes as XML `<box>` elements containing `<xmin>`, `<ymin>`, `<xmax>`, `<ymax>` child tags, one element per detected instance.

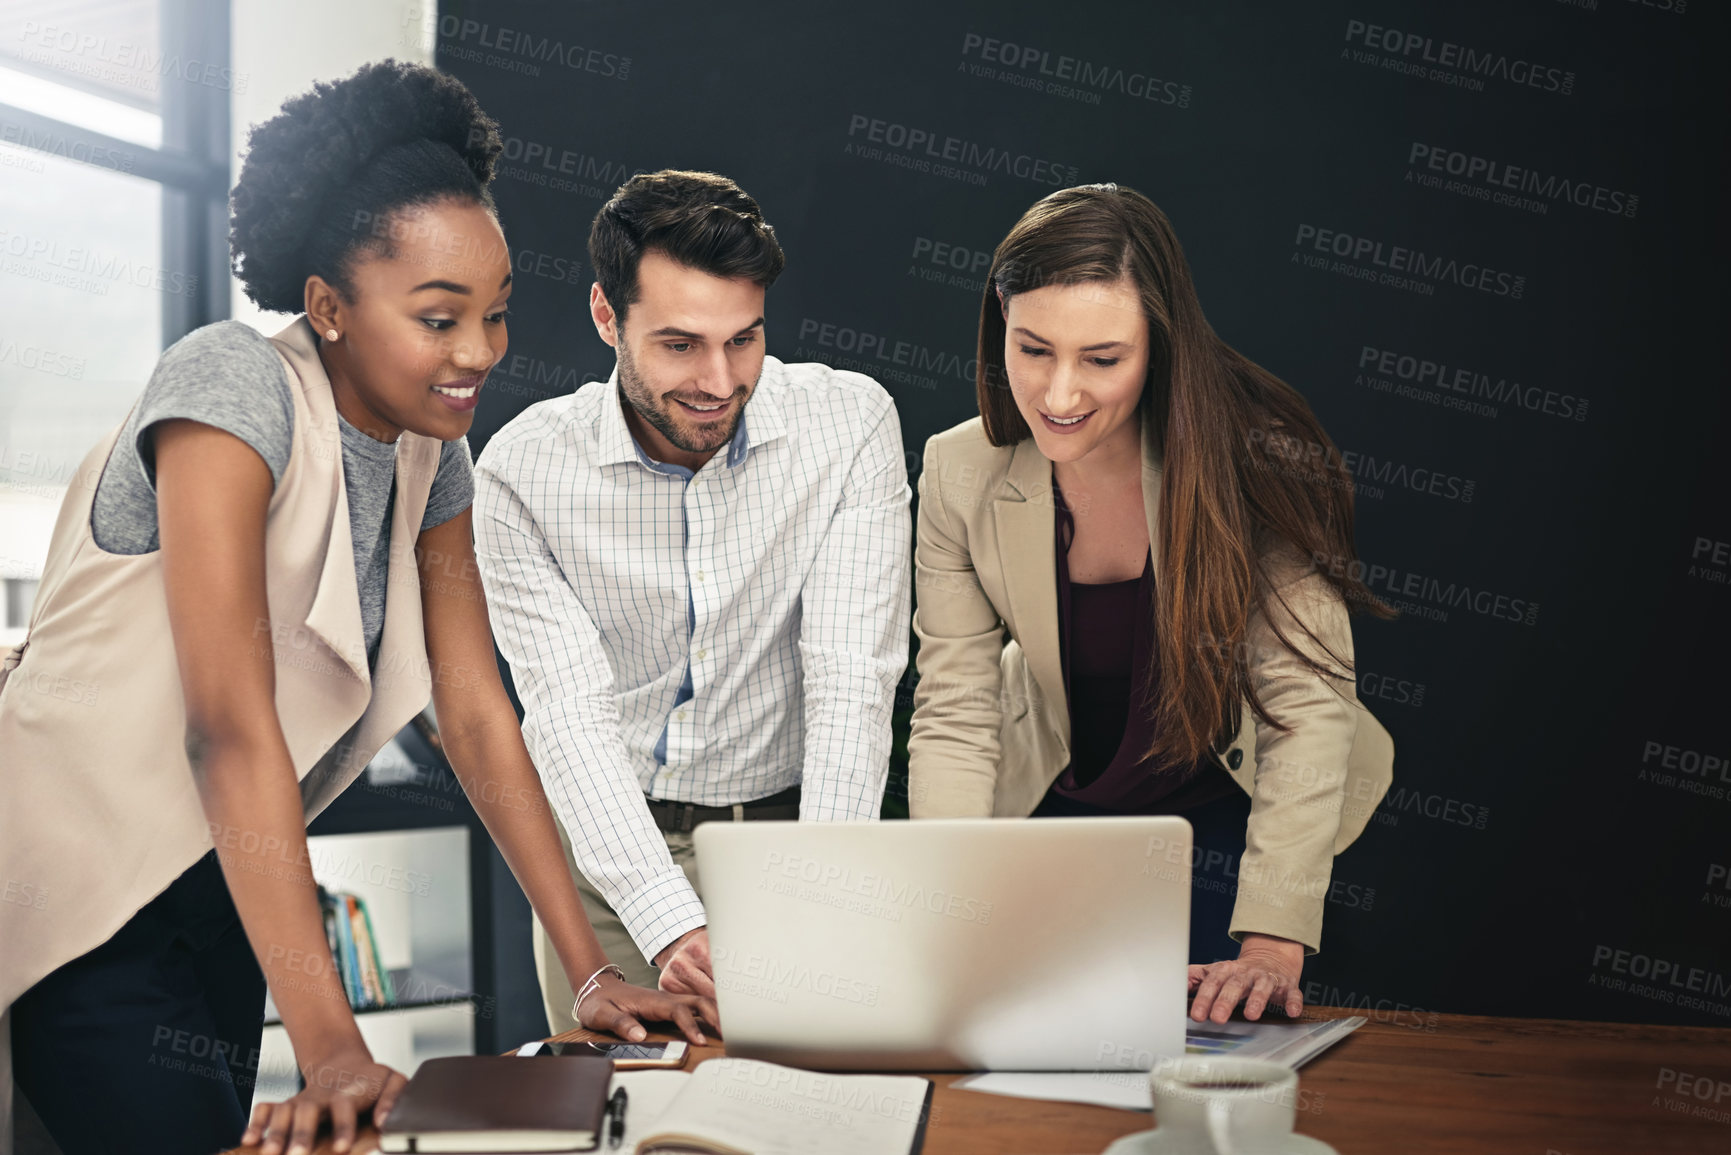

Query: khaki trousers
<box><xmin>531</xmin><ymin>798</ymin><xmax>798</xmax><ymax>1036</ymax></box>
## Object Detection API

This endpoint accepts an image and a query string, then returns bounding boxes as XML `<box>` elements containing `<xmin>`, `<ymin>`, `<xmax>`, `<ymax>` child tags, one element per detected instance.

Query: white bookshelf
<box><xmin>256</xmin><ymin>824</ymin><xmax>475</xmax><ymax>1099</ymax></box>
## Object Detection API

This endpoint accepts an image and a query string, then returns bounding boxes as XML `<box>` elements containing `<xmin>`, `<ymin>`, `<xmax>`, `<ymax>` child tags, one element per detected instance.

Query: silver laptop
<box><xmin>694</xmin><ymin>816</ymin><xmax>1192</xmax><ymax>1071</ymax></box>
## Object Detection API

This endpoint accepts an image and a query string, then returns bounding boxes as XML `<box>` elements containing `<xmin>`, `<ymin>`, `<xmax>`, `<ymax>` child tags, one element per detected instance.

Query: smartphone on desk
<box><xmin>542</xmin><ymin>1040</ymin><xmax>688</xmax><ymax>1068</ymax></box>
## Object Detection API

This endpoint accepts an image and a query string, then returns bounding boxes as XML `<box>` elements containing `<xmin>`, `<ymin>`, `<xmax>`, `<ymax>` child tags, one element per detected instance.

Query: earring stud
<box><xmin>325</xmin><ymin>328</ymin><xmax>340</xmax><ymax>342</ymax></box>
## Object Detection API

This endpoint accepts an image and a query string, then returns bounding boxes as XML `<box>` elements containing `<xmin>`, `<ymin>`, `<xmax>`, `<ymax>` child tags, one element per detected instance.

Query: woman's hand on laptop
<box><xmin>578</xmin><ymin>970</ymin><xmax>718</xmax><ymax>1046</ymax></box>
<box><xmin>655</xmin><ymin>926</ymin><xmax>717</xmax><ymax>1000</ymax></box>
<box><xmin>1186</xmin><ymin>933</ymin><xmax>1305</xmax><ymax>1023</ymax></box>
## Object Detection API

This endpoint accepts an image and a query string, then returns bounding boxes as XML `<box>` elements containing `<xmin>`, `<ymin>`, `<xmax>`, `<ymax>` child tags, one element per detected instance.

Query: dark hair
<box><xmin>978</xmin><ymin>183</ymin><xmax>1393</xmax><ymax>768</ymax></box>
<box><xmin>588</xmin><ymin>170</ymin><xmax>785</xmax><ymax>326</ymax></box>
<box><xmin>229</xmin><ymin>60</ymin><xmax>504</xmax><ymax>313</ymax></box>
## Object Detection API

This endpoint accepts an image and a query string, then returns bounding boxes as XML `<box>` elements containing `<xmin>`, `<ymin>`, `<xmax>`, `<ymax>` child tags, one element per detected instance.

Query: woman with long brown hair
<box><xmin>907</xmin><ymin>183</ymin><xmax>1395</xmax><ymax>1024</ymax></box>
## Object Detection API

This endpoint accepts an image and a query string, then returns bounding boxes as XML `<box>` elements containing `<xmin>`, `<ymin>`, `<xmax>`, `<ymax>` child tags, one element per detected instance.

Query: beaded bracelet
<box><xmin>572</xmin><ymin>963</ymin><xmax>626</xmax><ymax>1029</ymax></box>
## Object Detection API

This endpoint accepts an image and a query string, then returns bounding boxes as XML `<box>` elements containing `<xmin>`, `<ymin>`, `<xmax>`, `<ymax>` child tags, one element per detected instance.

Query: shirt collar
<box><xmin>595</xmin><ymin>363</ymin><xmax>644</xmax><ymax>467</ymax></box>
<box><xmin>595</xmin><ymin>356</ymin><xmax>788</xmax><ymax>471</ymax></box>
<box><xmin>743</xmin><ymin>357</ymin><xmax>788</xmax><ymax>448</ymax></box>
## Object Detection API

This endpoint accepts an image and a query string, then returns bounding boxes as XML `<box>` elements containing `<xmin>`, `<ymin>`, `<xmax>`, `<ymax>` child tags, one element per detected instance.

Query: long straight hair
<box><xmin>976</xmin><ymin>184</ymin><xmax>1393</xmax><ymax>767</ymax></box>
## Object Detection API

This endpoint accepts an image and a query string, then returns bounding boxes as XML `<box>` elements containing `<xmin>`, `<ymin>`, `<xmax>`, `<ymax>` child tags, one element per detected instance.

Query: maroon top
<box><xmin>1040</xmin><ymin>484</ymin><xmax>1237</xmax><ymax>814</ymax></box>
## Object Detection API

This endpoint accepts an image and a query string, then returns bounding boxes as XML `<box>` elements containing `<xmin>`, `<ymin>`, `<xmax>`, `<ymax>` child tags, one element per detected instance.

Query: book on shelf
<box><xmin>358</xmin><ymin>893</ymin><xmax>398</xmax><ymax>1004</ymax></box>
<box><xmin>317</xmin><ymin>885</ymin><xmax>394</xmax><ymax>1011</ymax></box>
<box><xmin>348</xmin><ymin>893</ymin><xmax>382</xmax><ymax>1007</ymax></box>
<box><xmin>320</xmin><ymin>900</ymin><xmax>338</xmax><ymax>986</ymax></box>
<box><xmin>324</xmin><ymin>884</ymin><xmax>357</xmax><ymax>1005</ymax></box>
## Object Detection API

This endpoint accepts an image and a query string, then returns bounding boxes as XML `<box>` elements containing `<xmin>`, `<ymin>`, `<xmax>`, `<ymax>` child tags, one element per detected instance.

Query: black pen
<box><xmin>607</xmin><ymin>1086</ymin><xmax>629</xmax><ymax>1149</ymax></box>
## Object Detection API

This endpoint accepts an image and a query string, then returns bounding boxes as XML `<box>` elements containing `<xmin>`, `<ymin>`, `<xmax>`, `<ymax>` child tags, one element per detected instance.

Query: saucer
<box><xmin>1102</xmin><ymin>1128</ymin><xmax>1339</xmax><ymax>1155</ymax></box>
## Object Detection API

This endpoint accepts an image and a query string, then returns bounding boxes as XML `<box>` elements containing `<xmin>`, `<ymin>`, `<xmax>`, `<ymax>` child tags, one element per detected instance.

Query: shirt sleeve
<box><xmin>133</xmin><ymin>320</ymin><xmax>295</xmax><ymax>491</ymax></box>
<box><xmin>472</xmin><ymin>446</ymin><xmax>706</xmax><ymax>966</ymax></box>
<box><xmin>421</xmin><ymin>436</ymin><xmax>475</xmax><ymax>531</ymax></box>
<box><xmin>796</xmin><ymin>391</ymin><xmax>915</xmax><ymax>822</ymax></box>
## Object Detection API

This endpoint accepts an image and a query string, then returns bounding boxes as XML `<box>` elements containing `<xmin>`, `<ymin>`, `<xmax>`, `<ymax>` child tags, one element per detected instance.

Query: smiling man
<box><xmin>473</xmin><ymin>171</ymin><xmax>913</xmax><ymax>1030</ymax></box>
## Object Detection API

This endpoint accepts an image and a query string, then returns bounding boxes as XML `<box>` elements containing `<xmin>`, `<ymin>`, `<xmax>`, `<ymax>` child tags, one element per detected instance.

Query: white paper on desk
<box><xmin>1182</xmin><ymin>1016</ymin><xmax>1366</xmax><ymax>1067</ymax></box>
<box><xmin>605</xmin><ymin>1069</ymin><xmax>691</xmax><ymax>1148</ymax></box>
<box><xmin>951</xmin><ymin>1070</ymin><xmax>1154</xmax><ymax>1112</ymax></box>
<box><xmin>950</xmin><ymin>1017</ymin><xmax>1368</xmax><ymax>1113</ymax></box>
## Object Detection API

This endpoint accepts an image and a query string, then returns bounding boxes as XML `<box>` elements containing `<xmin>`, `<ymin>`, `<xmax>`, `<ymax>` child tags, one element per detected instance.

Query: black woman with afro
<box><xmin>2</xmin><ymin>61</ymin><xmax>714</xmax><ymax>1155</ymax></box>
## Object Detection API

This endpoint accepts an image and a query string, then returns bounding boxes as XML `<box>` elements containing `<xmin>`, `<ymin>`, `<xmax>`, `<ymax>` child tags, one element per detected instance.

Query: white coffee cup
<box><xmin>1148</xmin><ymin>1056</ymin><xmax>1299</xmax><ymax>1154</ymax></box>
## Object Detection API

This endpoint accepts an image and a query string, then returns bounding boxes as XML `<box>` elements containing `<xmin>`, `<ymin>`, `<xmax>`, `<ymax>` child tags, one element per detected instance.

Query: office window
<box><xmin>0</xmin><ymin>0</ymin><xmax>229</xmax><ymax>643</ymax></box>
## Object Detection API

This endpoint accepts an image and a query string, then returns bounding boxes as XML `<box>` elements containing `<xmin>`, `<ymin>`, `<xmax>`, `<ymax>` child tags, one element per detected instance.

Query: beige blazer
<box><xmin>906</xmin><ymin>417</ymin><xmax>1393</xmax><ymax>953</ymax></box>
<box><xmin>0</xmin><ymin>316</ymin><xmax>443</xmax><ymax>1015</ymax></box>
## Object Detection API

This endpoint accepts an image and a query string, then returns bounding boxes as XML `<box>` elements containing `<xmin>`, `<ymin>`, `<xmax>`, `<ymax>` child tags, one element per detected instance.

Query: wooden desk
<box><xmin>250</xmin><ymin>1006</ymin><xmax>1731</xmax><ymax>1154</ymax></box>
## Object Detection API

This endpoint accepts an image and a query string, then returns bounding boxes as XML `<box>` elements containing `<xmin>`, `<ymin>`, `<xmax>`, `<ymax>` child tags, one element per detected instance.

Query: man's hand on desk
<box><xmin>578</xmin><ymin>970</ymin><xmax>718</xmax><ymax>1045</ymax></box>
<box><xmin>654</xmin><ymin>926</ymin><xmax>716</xmax><ymax>1000</ymax></box>
<box><xmin>1187</xmin><ymin>933</ymin><xmax>1305</xmax><ymax>1023</ymax></box>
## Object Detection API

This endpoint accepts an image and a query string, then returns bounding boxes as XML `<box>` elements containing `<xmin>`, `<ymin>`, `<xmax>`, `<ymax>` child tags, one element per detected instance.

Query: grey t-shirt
<box><xmin>91</xmin><ymin>321</ymin><xmax>475</xmax><ymax>668</ymax></box>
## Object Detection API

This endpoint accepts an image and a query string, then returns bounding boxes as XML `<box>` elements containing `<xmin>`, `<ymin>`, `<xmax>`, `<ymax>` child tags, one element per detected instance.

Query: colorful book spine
<box><xmin>320</xmin><ymin>891</ymin><xmax>341</xmax><ymax>998</ymax></box>
<box><xmin>347</xmin><ymin>894</ymin><xmax>381</xmax><ymax>1007</ymax></box>
<box><xmin>331</xmin><ymin>889</ymin><xmax>363</xmax><ymax>1007</ymax></box>
<box><xmin>313</xmin><ymin>886</ymin><xmax>400</xmax><ymax>1011</ymax></box>
<box><xmin>358</xmin><ymin>894</ymin><xmax>398</xmax><ymax>1005</ymax></box>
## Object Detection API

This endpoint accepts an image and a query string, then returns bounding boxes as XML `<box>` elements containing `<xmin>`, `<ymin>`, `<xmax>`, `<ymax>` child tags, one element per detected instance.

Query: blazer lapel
<box><xmin>299</xmin><ymin>426</ymin><xmax>371</xmax><ymax>684</ymax></box>
<box><xmin>369</xmin><ymin>440</ymin><xmax>435</xmax><ymax>707</ymax></box>
<box><xmin>993</xmin><ymin>438</ymin><xmax>1066</xmax><ymax>728</ymax></box>
<box><xmin>273</xmin><ymin>318</ymin><xmax>370</xmax><ymax>685</ymax></box>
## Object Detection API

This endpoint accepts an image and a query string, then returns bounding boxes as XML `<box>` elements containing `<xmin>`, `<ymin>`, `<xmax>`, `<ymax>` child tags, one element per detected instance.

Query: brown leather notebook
<box><xmin>378</xmin><ymin>1055</ymin><xmax>613</xmax><ymax>1152</ymax></box>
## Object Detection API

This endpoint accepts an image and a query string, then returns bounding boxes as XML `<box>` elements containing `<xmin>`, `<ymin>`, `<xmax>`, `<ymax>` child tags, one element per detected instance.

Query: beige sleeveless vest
<box><xmin>0</xmin><ymin>315</ymin><xmax>442</xmax><ymax>1012</ymax></box>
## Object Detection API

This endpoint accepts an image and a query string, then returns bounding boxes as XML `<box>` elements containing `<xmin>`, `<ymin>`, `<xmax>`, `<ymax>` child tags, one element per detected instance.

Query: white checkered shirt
<box><xmin>473</xmin><ymin>355</ymin><xmax>913</xmax><ymax>964</ymax></box>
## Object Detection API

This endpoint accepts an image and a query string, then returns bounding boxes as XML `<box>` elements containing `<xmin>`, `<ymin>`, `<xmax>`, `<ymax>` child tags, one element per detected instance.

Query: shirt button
<box><xmin>676</xmin><ymin>709</ymin><xmax>687</xmax><ymax>722</ymax></box>
<box><xmin>694</xmin><ymin>570</ymin><xmax>706</xmax><ymax>582</ymax></box>
<box><xmin>696</xmin><ymin>649</ymin><xmax>708</xmax><ymax>660</ymax></box>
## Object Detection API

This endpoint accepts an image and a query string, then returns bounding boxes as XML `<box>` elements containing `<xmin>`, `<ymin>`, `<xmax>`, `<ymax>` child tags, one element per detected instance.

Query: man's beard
<box><xmin>617</xmin><ymin>339</ymin><xmax>748</xmax><ymax>455</ymax></box>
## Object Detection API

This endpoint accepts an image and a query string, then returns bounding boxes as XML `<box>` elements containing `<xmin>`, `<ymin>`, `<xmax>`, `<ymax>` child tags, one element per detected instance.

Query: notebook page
<box><xmin>637</xmin><ymin>1059</ymin><xmax>928</xmax><ymax>1155</ymax></box>
<box><xmin>606</xmin><ymin>1070</ymin><xmax>691</xmax><ymax>1149</ymax></box>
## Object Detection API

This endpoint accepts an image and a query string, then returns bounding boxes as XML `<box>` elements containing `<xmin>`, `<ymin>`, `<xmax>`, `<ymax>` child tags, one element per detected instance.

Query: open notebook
<box><xmin>623</xmin><ymin>1058</ymin><xmax>933</xmax><ymax>1155</ymax></box>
